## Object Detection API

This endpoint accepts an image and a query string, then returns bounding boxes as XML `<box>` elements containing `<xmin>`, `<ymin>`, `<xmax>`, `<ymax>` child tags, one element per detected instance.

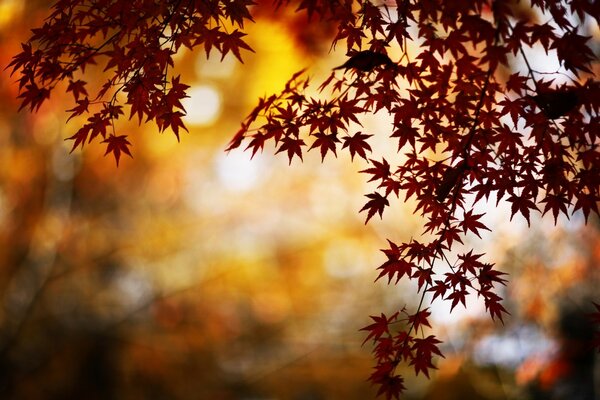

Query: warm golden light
<box><xmin>0</xmin><ymin>0</ymin><xmax>23</xmax><ymax>29</ymax></box>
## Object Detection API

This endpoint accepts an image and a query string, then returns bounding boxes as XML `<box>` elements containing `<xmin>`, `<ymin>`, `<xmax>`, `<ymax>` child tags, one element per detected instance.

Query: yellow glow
<box><xmin>0</xmin><ymin>0</ymin><xmax>23</xmax><ymax>29</ymax></box>
<box><xmin>245</xmin><ymin>21</ymin><xmax>304</xmax><ymax>99</ymax></box>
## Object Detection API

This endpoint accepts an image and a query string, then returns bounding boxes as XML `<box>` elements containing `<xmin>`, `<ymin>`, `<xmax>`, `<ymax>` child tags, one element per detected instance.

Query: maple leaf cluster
<box><xmin>9</xmin><ymin>0</ymin><xmax>600</xmax><ymax>398</ymax></box>
<box><xmin>224</xmin><ymin>1</ymin><xmax>599</xmax><ymax>397</ymax></box>
<box><xmin>8</xmin><ymin>0</ymin><xmax>257</xmax><ymax>163</ymax></box>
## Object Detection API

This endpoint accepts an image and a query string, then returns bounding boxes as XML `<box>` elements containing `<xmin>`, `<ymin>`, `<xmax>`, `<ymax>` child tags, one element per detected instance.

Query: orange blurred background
<box><xmin>0</xmin><ymin>1</ymin><xmax>598</xmax><ymax>399</ymax></box>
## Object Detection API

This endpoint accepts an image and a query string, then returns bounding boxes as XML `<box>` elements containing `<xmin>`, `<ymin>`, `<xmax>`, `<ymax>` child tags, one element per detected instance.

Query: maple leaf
<box><xmin>102</xmin><ymin>134</ymin><xmax>133</xmax><ymax>166</ymax></box>
<box><xmin>376</xmin><ymin>240</ymin><xmax>414</xmax><ymax>283</ymax></box>
<box><xmin>408</xmin><ymin>309</ymin><xmax>431</xmax><ymax>331</ymax></box>
<box><xmin>360</xmin><ymin>158</ymin><xmax>391</xmax><ymax>183</ymax></box>
<box><xmin>17</xmin><ymin>83</ymin><xmax>51</xmax><ymax>112</ymax></box>
<box><xmin>498</xmin><ymin>97</ymin><xmax>524</xmax><ymax>126</ymax></box>
<box><xmin>361</xmin><ymin>312</ymin><xmax>399</xmax><ymax>344</ymax></box>
<box><xmin>507</xmin><ymin>193</ymin><xmax>539</xmax><ymax>226</ymax></box>
<box><xmin>369</xmin><ymin>363</ymin><xmax>405</xmax><ymax>400</ymax></box>
<box><xmin>412</xmin><ymin>335</ymin><xmax>443</xmax><ymax>357</ymax></box>
<box><xmin>200</xmin><ymin>27</ymin><xmax>223</xmax><ymax>59</ymax></box>
<box><xmin>552</xmin><ymin>31</ymin><xmax>595</xmax><ymax>74</ymax></box>
<box><xmin>409</xmin><ymin>354</ymin><xmax>435</xmax><ymax>378</ymax></box>
<box><xmin>440</xmin><ymin>225</ymin><xmax>463</xmax><ymax>248</ymax></box>
<box><xmin>505</xmin><ymin>73</ymin><xmax>530</xmax><ymax>95</ymax></box>
<box><xmin>337</xmin><ymin>97</ymin><xmax>365</xmax><ymax>125</ymax></box>
<box><xmin>244</xmin><ymin>132</ymin><xmax>269</xmax><ymax>158</ymax></box>
<box><xmin>427</xmin><ymin>280</ymin><xmax>449</xmax><ymax>302</ymax></box>
<box><xmin>480</xmin><ymin>290</ymin><xmax>509</xmax><ymax>323</ymax></box>
<box><xmin>66</xmin><ymin>98</ymin><xmax>90</xmax><ymax>122</ymax></box>
<box><xmin>447</xmin><ymin>289</ymin><xmax>469</xmax><ymax>311</ymax></box>
<box><xmin>457</xmin><ymin>251</ymin><xmax>485</xmax><ymax>275</ymax></box>
<box><xmin>342</xmin><ymin>131</ymin><xmax>373</xmax><ymax>161</ymax></box>
<box><xmin>412</xmin><ymin>267</ymin><xmax>434</xmax><ymax>291</ymax></box>
<box><xmin>223</xmin><ymin>0</ymin><xmax>256</xmax><ymax>28</ymax></box>
<box><xmin>126</xmin><ymin>80</ymin><xmax>150</xmax><ymax>123</ymax></box>
<box><xmin>540</xmin><ymin>194</ymin><xmax>570</xmax><ymax>223</ymax></box>
<box><xmin>165</xmin><ymin>75</ymin><xmax>190</xmax><ymax>110</ymax></box>
<box><xmin>480</xmin><ymin>45</ymin><xmax>509</xmax><ymax>70</ymax></box>
<box><xmin>410</xmin><ymin>335</ymin><xmax>443</xmax><ymax>378</ymax></box>
<box><xmin>85</xmin><ymin>113</ymin><xmax>111</xmax><ymax>143</ymax></box>
<box><xmin>386</xmin><ymin>19</ymin><xmax>410</xmax><ymax>45</ymax></box>
<box><xmin>360</xmin><ymin>192</ymin><xmax>389</xmax><ymax>223</ymax></box>
<box><xmin>276</xmin><ymin>136</ymin><xmax>305</xmax><ymax>164</ymax></box>
<box><xmin>391</xmin><ymin>123</ymin><xmax>419</xmax><ymax>150</ymax></box>
<box><xmin>294</xmin><ymin>0</ymin><xmax>329</xmax><ymax>20</ymax></box>
<box><xmin>66</xmin><ymin>79</ymin><xmax>88</xmax><ymax>101</ymax></box>
<box><xmin>67</xmin><ymin>125</ymin><xmax>91</xmax><ymax>152</ymax></box>
<box><xmin>6</xmin><ymin>42</ymin><xmax>34</xmax><ymax>76</ymax></box>
<box><xmin>157</xmin><ymin>111</ymin><xmax>189</xmax><ymax>141</ymax></box>
<box><xmin>460</xmin><ymin>210</ymin><xmax>490</xmax><ymax>238</ymax></box>
<box><xmin>309</xmin><ymin>132</ymin><xmax>339</xmax><ymax>160</ymax></box>
<box><xmin>220</xmin><ymin>29</ymin><xmax>254</xmax><ymax>62</ymax></box>
<box><xmin>477</xmin><ymin>264</ymin><xmax>509</xmax><ymax>290</ymax></box>
<box><xmin>530</xmin><ymin>23</ymin><xmax>556</xmax><ymax>51</ymax></box>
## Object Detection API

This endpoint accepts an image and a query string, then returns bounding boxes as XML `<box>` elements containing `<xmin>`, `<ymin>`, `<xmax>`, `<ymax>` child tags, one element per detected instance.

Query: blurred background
<box><xmin>0</xmin><ymin>1</ymin><xmax>598</xmax><ymax>399</ymax></box>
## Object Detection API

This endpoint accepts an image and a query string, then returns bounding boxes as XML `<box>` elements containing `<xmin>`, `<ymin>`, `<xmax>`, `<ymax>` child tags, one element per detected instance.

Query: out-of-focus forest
<box><xmin>0</xmin><ymin>1</ymin><xmax>598</xmax><ymax>399</ymax></box>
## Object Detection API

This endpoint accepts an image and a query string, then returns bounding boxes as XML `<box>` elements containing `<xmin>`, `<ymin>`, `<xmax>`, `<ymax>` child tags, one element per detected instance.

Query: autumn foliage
<box><xmin>8</xmin><ymin>0</ymin><xmax>600</xmax><ymax>398</ymax></box>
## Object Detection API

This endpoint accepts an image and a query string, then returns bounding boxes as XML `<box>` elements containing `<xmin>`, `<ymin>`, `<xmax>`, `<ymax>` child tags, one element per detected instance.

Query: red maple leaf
<box><xmin>360</xmin><ymin>158</ymin><xmax>391</xmax><ymax>183</ymax></box>
<box><xmin>102</xmin><ymin>134</ymin><xmax>133</xmax><ymax>166</ymax></box>
<box><xmin>66</xmin><ymin>98</ymin><xmax>91</xmax><ymax>122</ymax></box>
<box><xmin>460</xmin><ymin>210</ymin><xmax>490</xmax><ymax>238</ymax></box>
<box><xmin>410</xmin><ymin>335</ymin><xmax>443</xmax><ymax>378</ymax></box>
<box><xmin>276</xmin><ymin>136</ymin><xmax>305</xmax><ymax>164</ymax></box>
<box><xmin>361</xmin><ymin>312</ymin><xmax>399</xmax><ymax>344</ymax></box>
<box><xmin>412</xmin><ymin>267</ymin><xmax>434</xmax><ymax>291</ymax></box>
<box><xmin>479</xmin><ymin>290</ymin><xmax>509</xmax><ymax>323</ymax></box>
<box><xmin>309</xmin><ymin>132</ymin><xmax>339</xmax><ymax>160</ymax></box>
<box><xmin>66</xmin><ymin>80</ymin><xmax>88</xmax><ymax>101</ymax></box>
<box><xmin>342</xmin><ymin>131</ymin><xmax>372</xmax><ymax>161</ymax></box>
<box><xmin>220</xmin><ymin>29</ymin><xmax>254</xmax><ymax>62</ymax></box>
<box><xmin>376</xmin><ymin>241</ymin><xmax>414</xmax><ymax>284</ymax></box>
<box><xmin>507</xmin><ymin>193</ymin><xmax>539</xmax><ymax>226</ymax></box>
<box><xmin>447</xmin><ymin>289</ymin><xmax>468</xmax><ymax>311</ymax></box>
<box><xmin>17</xmin><ymin>83</ymin><xmax>50</xmax><ymax>112</ymax></box>
<box><xmin>427</xmin><ymin>280</ymin><xmax>449</xmax><ymax>302</ymax></box>
<box><xmin>157</xmin><ymin>111</ymin><xmax>189</xmax><ymax>141</ymax></box>
<box><xmin>360</xmin><ymin>192</ymin><xmax>389</xmax><ymax>223</ymax></box>
<box><xmin>408</xmin><ymin>309</ymin><xmax>432</xmax><ymax>332</ymax></box>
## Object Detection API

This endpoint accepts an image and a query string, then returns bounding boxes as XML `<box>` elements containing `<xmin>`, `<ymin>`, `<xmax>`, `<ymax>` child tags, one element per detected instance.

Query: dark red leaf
<box><xmin>342</xmin><ymin>132</ymin><xmax>373</xmax><ymax>161</ymax></box>
<box><xmin>102</xmin><ymin>134</ymin><xmax>133</xmax><ymax>166</ymax></box>
<box><xmin>360</xmin><ymin>192</ymin><xmax>389</xmax><ymax>223</ymax></box>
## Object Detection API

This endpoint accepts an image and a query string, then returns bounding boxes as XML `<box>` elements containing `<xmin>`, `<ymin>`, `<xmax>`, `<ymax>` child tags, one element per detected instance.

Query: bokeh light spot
<box><xmin>182</xmin><ymin>85</ymin><xmax>221</xmax><ymax>126</ymax></box>
<box><xmin>215</xmin><ymin>150</ymin><xmax>264</xmax><ymax>192</ymax></box>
